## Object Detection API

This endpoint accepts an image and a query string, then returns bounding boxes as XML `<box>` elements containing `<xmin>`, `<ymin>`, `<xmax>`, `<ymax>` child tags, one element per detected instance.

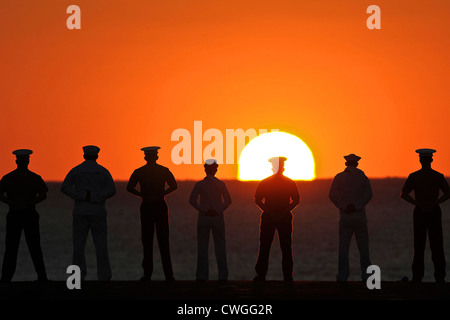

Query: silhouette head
<box><xmin>269</xmin><ymin>157</ymin><xmax>287</xmax><ymax>175</ymax></box>
<box><xmin>13</xmin><ymin>149</ymin><xmax>32</xmax><ymax>169</ymax></box>
<box><xmin>416</xmin><ymin>148</ymin><xmax>435</xmax><ymax>167</ymax></box>
<box><xmin>83</xmin><ymin>145</ymin><xmax>100</xmax><ymax>161</ymax></box>
<box><xmin>344</xmin><ymin>153</ymin><xmax>361</xmax><ymax>168</ymax></box>
<box><xmin>142</xmin><ymin>146</ymin><xmax>160</xmax><ymax>163</ymax></box>
<box><xmin>204</xmin><ymin>159</ymin><xmax>218</xmax><ymax>176</ymax></box>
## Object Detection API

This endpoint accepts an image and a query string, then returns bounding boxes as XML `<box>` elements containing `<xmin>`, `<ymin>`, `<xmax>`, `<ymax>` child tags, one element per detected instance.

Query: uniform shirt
<box><xmin>255</xmin><ymin>174</ymin><xmax>300</xmax><ymax>213</ymax></box>
<box><xmin>0</xmin><ymin>169</ymin><xmax>48</xmax><ymax>211</ymax></box>
<box><xmin>127</xmin><ymin>163</ymin><xmax>177</xmax><ymax>203</ymax></box>
<box><xmin>61</xmin><ymin>160</ymin><xmax>116</xmax><ymax>216</ymax></box>
<box><xmin>329</xmin><ymin>166</ymin><xmax>372</xmax><ymax>213</ymax></box>
<box><xmin>402</xmin><ymin>169</ymin><xmax>449</xmax><ymax>206</ymax></box>
<box><xmin>189</xmin><ymin>175</ymin><xmax>231</xmax><ymax>215</ymax></box>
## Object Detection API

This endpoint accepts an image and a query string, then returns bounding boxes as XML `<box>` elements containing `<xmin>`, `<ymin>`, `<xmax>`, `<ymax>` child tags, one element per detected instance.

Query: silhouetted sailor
<box><xmin>189</xmin><ymin>159</ymin><xmax>232</xmax><ymax>281</ymax></box>
<box><xmin>329</xmin><ymin>154</ymin><xmax>372</xmax><ymax>282</ymax></box>
<box><xmin>401</xmin><ymin>149</ymin><xmax>450</xmax><ymax>283</ymax></box>
<box><xmin>61</xmin><ymin>145</ymin><xmax>116</xmax><ymax>281</ymax></box>
<box><xmin>0</xmin><ymin>149</ymin><xmax>48</xmax><ymax>282</ymax></box>
<box><xmin>127</xmin><ymin>146</ymin><xmax>177</xmax><ymax>281</ymax></box>
<box><xmin>254</xmin><ymin>157</ymin><xmax>300</xmax><ymax>282</ymax></box>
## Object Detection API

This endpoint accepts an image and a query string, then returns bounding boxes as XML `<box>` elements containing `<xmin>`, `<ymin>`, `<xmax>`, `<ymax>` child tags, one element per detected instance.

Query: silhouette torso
<box><xmin>190</xmin><ymin>175</ymin><xmax>231</xmax><ymax>215</ymax></box>
<box><xmin>0</xmin><ymin>169</ymin><xmax>47</xmax><ymax>211</ymax></box>
<box><xmin>402</xmin><ymin>169</ymin><xmax>449</xmax><ymax>206</ymax></box>
<box><xmin>128</xmin><ymin>163</ymin><xmax>176</xmax><ymax>202</ymax></box>
<box><xmin>255</xmin><ymin>174</ymin><xmax>299</xmax><ymax>213</ymax></box>
<box><xmin>329</xmin><ymin>166</ymin><xmax>372</xmax><ymax>213</ymax></box>
<box><xmin>61</xmin><ymin>160</ymin><xmax>116</xmax><ymax>215</ymax></box>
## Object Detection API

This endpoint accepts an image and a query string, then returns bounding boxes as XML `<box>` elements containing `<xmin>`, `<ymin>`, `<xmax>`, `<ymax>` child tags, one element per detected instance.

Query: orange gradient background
<box><xmin>1</xmin><ymin>0</ymin><xmax>449</xmax><ymax>181</ymax></box>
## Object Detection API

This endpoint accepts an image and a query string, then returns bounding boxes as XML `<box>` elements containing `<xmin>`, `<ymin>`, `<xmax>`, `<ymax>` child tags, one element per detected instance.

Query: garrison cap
<box><xmin>141</xmin><ymin>146</ymin><xmax>160</xmax><ymax>154</ymax></box>
<box><xmin>268</xmin><ymin>156</ymin><xmax>287</xmax><ymax>174</ymax></box>
<box><xmin>82</xmin><ymin>145</ymin><xmax>100</xmax><ymax>156</ymax></box>
<box><xmin>12</xmin><ymin>149</ymin><xmax>33</xmax><ymax>157</ymax></box>
<box><xmin>344</xmin><ymin>154</ymin><xmax>361</xmax><ymax>162</ymax></box>
<box><xmin>416</xmin><ymin>148</ymin><xmax>436</xmax><ymax>157</ymax></box>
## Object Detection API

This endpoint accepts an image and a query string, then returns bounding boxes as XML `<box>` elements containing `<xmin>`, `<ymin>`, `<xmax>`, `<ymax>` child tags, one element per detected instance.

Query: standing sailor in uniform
<box><xmin>401</xmin><ymin>149</ymin><xmax>450</xmax><ymax>283</ymax></box>
<box><xmin>189</xmin><ymin>159</ymin><xmax>232</xmax><ymax>282</ymax></box>
<box><xmin>127</xmin><ymin>146</ymin><xmax>178</xmax><ymax>281</ymax></box>
<box><xmin>253</xmin><ymin>156</ymin><xmax>300</xmax><ymax>282</ymax></box>
<box><xmin>0</xmin><ymin>149</ymin><xmax>49</xmax><ymax>282</ymax></box>
<box><xmin>329</xmin><ymin>154</ymin><xmax>373</xmax><ymax>282</ymax></box>
<box><xmin>61</xmin><ymin>145</ymin><xmax>116</xmax><ymax>281</ymax></box>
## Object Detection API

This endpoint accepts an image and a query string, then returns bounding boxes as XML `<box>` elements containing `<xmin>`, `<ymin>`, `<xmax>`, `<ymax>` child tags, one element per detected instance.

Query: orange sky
<box><xmin>1</xmin><ymin>0</ymin><xmax>450</xmax><ymax>181</ymax></box>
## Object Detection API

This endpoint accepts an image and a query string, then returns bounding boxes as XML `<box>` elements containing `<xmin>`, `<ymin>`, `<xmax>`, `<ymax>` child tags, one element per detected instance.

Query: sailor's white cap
<box><xmin>141</xmin><ymin>146</ymin><xmax>160</xmax><ymax>154</ymax></box>
<box><xmin>204</xmin><ymin>159</ymin><xmax>218</xmax><ymax>166</ymax></box>
<box><xmin>416</xmin><ymin>148</ymin><xmax>436</xmax><ymax>157</ymax></box>
<box><xmin>12</xmin><ymin>149</ymin><xmax>33</xmax><ymax>157</ymax></box>
<box><xmin>83</xmin><ymin>145</ymin><xmax>100</xmax><ymax>156</ymax></box>
<box><xmin>344</xmin><ymin>154</ymin><xmax>361</xmax><ymax>162</ymax></box>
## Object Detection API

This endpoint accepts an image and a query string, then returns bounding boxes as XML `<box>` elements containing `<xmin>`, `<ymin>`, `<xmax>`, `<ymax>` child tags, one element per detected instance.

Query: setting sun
<box><xmin>238</xmin><ymin>131</ymin><xmax>315</xmax><ymax>181</ymax></box>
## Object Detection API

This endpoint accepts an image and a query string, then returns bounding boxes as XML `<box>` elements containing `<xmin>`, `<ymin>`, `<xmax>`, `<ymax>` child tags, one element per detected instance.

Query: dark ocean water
<box><xmin>0</xmin><ymin>179</ymin><xmax>449</xmax><ymax>282</ymax></box>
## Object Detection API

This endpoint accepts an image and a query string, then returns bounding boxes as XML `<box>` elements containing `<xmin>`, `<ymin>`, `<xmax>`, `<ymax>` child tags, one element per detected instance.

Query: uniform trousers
<box><xmin>255</xmin><ymin>212</ymin><xmax>293</xmax><ymax>280</ymax></box>
<box><xmin>337</xmin><ymin>212</ymin><xmax>371</xmax><ymax>281</ymax></box>
<box><xmin>72</xmin><ymin>214</ymin><xmax>112</xmax><ymax>281</ymax></box>
<box><xmin>412</xmin><ymin>206</ymin><xmax>446</xmax><ymax>282</ymax></box>
<box><xmin>196</xmin><ymin>213</ymin><xmax>228</xmax><ymax>281</ymax></box>
<box><xmin>140</xmin><ymin>200</ymin><xmax>174</xmax><ymax>279</ymax></box>
<box><xmin>1</xmin><ymin>210</ymin><xmax>47</xmax><ymax>281</ymax></box>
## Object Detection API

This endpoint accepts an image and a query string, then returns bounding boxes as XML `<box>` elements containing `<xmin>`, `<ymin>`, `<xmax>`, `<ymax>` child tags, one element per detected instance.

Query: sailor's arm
<box><xmin>35</xmin><ymin>191</ymin><xmax>47</xmax><ymax>205</ymax></box>
<box><xmin>189</xmin><ymin>184</ymin><xmax>201</xmax><ymax>211</ymax></box>
<box><xmin>61</xmin><ymin>170</ymin><xmax>88</xmax><ymax>201</ymax></box>
<box><xmin>255</xmin><ymin>195</ymin><xmax>269</xmax><ymax>212</ymax></box>
<box><xmin>126</xmin><ymin>171</ymin><xmax>142</xmax><ymax>197</ymax></box>
<box><xmin>437</xmin><ymin>191</ymin><xmax>450</xmax><ymax>205</ymax></box>
<box><xmin>437</xmin><ymin>175</ymin><xmax>450</xmax><ymax>205</ymax></box>
<box><xmin>288</xmin><ymin>197</ymin><xmax>299</xmax><ymax>212</ymax></box>
<box><xmin>254</xmin><ymin>182</ymin><xmax>269</xmax><ymax>212</ymax></box>
<box><xmin>0</xmin><ymin>192</ymin><xmax>8</xmax><ymax>205</ymax></box>
<box><xmin>0</xmin><ymin>177</ymin><xmax>8</xmax><ymax>205</ymax></box>
<box><xmin>91</xmin><ymin>170</ymin><xmax>116</xmax><ymax>202</ymax></box>
<box><xmin>400</xmin><ymin>190</ymin><xmax>416</xmax><ymax>205</ymax></box>
<box><xmin>329</xmin><ymin>177</ymin><xmax>345</xmax><ymax>210</ymax></box>
<box><xmin>401</xmin><ymin>175</ymin><xmax>416</xmax><ymax>205</ymax></box>
<box><xmin>355</xmin><ymin>177</ymin><xmax>373</xmax><ymax>210</ymax></box>
<box><xmin>288</xmin><ymin>183</ymin><xmax>300</xmax><ymax>212</ymax></box>
<box><xmin>164</xmin><ymin>170</ymin><xmax>178</xmax><ymax>196</ymax></box>
<box><xmin>221</xmin><ymin>183</ymin><xmax>232</xmax><ymax>212</ymax></box>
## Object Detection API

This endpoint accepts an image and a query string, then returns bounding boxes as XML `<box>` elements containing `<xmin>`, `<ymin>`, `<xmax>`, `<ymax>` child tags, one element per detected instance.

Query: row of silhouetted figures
<box><xmin>0</xmin><ymin>146</ymin><xmax>449</xmax><ymax>284</ymax></box>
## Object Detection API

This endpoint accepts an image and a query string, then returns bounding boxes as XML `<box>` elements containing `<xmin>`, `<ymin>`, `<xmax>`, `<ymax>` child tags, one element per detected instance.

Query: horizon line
<box><xmin>43</xmin><ymin>176</ymin><xmax>413</xmax><ymax>183</ymax></box>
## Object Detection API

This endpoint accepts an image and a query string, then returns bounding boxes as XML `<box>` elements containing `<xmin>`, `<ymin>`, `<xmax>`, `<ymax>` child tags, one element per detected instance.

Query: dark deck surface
<box><xmin>1</xmin><ymin>281</ymin><xmax>447</xmax><ymax>318</ymax></box>
<box><xmin>1</xmin><ymin>280</ymin><xmax>449</xmax><ymax>300</ymax></box>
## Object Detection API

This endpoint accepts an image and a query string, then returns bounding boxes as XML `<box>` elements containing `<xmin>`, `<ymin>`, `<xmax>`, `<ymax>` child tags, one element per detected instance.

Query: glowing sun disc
<box><xmin>238</xmin><ymin>131</ymin><xmax>315</xmax><ymax>181</ymax></box>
